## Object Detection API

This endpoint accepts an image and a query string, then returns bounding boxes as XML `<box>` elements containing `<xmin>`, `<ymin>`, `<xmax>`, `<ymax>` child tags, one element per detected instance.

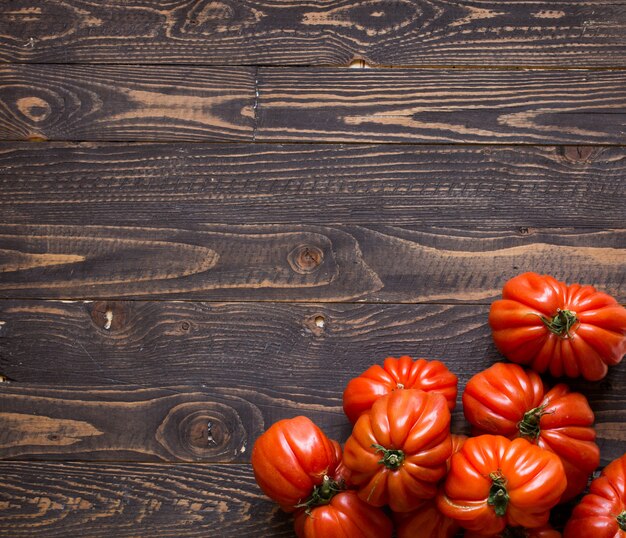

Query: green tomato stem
<box><xmin>295</xmin><ymin>475</ymin><xmax>342</xmax><ymax>515</ymax></box>
<box><xmin>372</xmin><ymin>443</ymin><xmax>405</xmax><ymax>470</ymax></box>
<box><xmin>518</xmin><ymin>403</ymin><xmax>551</xmax><ymax>440</ymax></box>
<box><xmin>617</xmin><ymin>510</ymin><xmax>626</xmax><ymax>531</ymax></box>
<box><xmin>488</xmin><ymin>470</ymin><xmax>510</xmax><ymax>518</ymax></box>
<box><xmin>540</xmin><ymin>308</ymin><xmax>578</xmax><ymax>338</ymax></box>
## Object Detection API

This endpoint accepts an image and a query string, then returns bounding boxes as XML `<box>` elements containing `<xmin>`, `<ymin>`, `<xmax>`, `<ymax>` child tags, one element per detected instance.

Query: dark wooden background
<box><xmin>0</xmin><ymin>1</ymin><xmax>625</xmax><ymax>536</ymax></box>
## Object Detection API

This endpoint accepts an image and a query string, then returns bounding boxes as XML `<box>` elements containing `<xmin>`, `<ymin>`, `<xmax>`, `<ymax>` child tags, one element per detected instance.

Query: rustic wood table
<box><xmin>0</xmin><ymin>1</ymin><xmax>625</xmax><ymax>536</ymax></box>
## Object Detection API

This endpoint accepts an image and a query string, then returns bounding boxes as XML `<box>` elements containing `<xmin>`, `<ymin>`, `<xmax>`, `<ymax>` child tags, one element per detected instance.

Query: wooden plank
<box><xmin>257</xmin><ymin>68</ymin><xmax>626</xmax><ymax>144</ymax></box>
<box><xmin>2</xmin><ymin>67</ymin><xmax>626</xmax><ymax>143</ymax></box>
<box><xmin>0</xmin><ymin>384</ymin><xmax>344</xmax><ymax>463</ymax></box>
<box><xmin>0</xmin><ymin>65</ymin><xmax>254</xmax><ymax>142</ymax></box>
<box><xmin>0</xmin><ymin>461</ymin><xmax>293</xmax><ymax>537</ymax></box>
<box><xmin>0</xmin><ymin>302</ymin><xmax>623</xmax><ymax>464</ymax></box>
<box><xmin>1</xmin><ymin>1</ymin><xmax>625</xmax><ymax>67</ymax></box>
<box><xmin>0</xmin><ymin>225</ymin><xmax>623</xmax><ymax>301</ymax></box>
<box><xmin>1</xmin><ymin>143</ymin><xmax>625</xmax><ymax>228</ymax></box>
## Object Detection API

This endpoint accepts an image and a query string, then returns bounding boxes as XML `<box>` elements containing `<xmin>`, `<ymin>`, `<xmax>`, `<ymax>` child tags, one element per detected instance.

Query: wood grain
<box><xmin>0</xmin><ymin>225</ymin><xmax>623</xmax><ymax>301</ymax></box>
<box><xmin>1</xmin><ymin>1</ymin><xmax>625</xmax><ymax>67</ymax></box>
<box><xmin>0</xmin><ymin>461</ymin><xmax>293</xmax><ymax>537</ymax></box>
<box><xmin>1</xmin><ymin>143</ymin><xmax>624</xmax><ymax>228</ymax></box>
<box><xmin>0</xmin><ymin>384</ymin><xmax>339</xmax><ymax>463</ymax></box>
<box><xmin>0</xmin><ymin>65</ymin><xmax>255</xmax><ymax>142</ymax></box>
<box><xmin>0</xmin><ymin>301</ymin><xmax>624</xmax><ymax>463</ymax></box>
<box><xmin>2</xmin><ymin>67</ymin><xmax>626</xmax><ymax>143</ymax></box>
<box><xmin>256</xmin><ymin>68</ymin><xmax>626</xmax><ymax>144</ymax></box>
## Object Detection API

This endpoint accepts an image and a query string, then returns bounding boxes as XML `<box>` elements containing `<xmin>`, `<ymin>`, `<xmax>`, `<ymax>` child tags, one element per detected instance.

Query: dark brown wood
<box><xmin>0</xmin><ymin>65</ymin><xmax>255</xmax><ymax>142</ymax></box>
<box><xmin>2</xmin><ymin>67</ymin><xmax>626</xmax><ymax>143</ymax></box>
<box><xmin>0</xmin><ymin>301</ymin><xmax>624</xmax><ymax>464</ymax></box>
<box><xmin>1</xmin><ymin>1</ymin><xmax>625</xmax><ymax>67</ymax></box>
<box><xmin>257</xmin><ymin>68</ymin><xmax>626</xmax><ymax>144</ymax></box>
<box><xmin>1</xmin><ymin>143</ymin><xmax>624</xmax><ymax>228</ymax></box>
<box><xmin>0</xmin><ymin>384</ymin><xmax>345</xmax><ymax>463</ymax></box>
<box><xmin>0</xmin><ymin>225</ymin><xmax>623</xmax><ymax>301</ymax></box>
<box><xmin>0</xmin><ymin>461</ymin><xmax>293</xmax><ymax>537</ymax></box>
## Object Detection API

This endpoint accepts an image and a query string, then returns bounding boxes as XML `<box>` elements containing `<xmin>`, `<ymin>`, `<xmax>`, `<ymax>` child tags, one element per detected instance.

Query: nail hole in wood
<box><xmin>349</xmin><ymin>59</ymin><xmax>371</xmax><ymax>69</ymax></box>
<box><xmin>314</xmin><ymin>315</ymin><xmax>325</xmax><ymax>329</ymax></box>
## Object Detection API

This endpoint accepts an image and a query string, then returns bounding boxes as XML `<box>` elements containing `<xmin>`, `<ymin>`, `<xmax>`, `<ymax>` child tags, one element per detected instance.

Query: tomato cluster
<box><xmin>252</xmin><ymin>272</ymin><xmax>626</xmax><ymax>537</ymax></box>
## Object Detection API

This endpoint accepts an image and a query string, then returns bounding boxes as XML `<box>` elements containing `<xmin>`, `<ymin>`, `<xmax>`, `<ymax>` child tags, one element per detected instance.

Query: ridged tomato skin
<box><xmin>293</xmin><ymin>490</ymin><xmax>393</xmax><ymax>538</ymax></box>
<box><xmin>564</xmin><ymin>453</ymin><xmax>626</xmax><ymax>538</ymax></box>
<box><xmin>463</xmin><ymin>362</ymin><xmax>599</xmax><ymax>501</ymax></box>
<box><xmin>437</xmin><ymin>435</ymin><xmax>566</xmax><ymax>535</ymax></box>
<box><xmin>394</xmin><ymin>499</ymin><xmax>461</xmax><ymax>538</ymax></box>
<box><xmin>342</xmin><ymin>356</ymin><xmax>458</xmax><ymax>423</ymax></box>
<box><xmin>488</xmin><ymin>272</ymin><xmax>626</xmax><ymax>381</ymax></box>
<box><xmin>343</xmin><ymin>389</ymin><xmax>452</xmax><ymax>512</ymax></box>
<box><xmin>251</xmin><ymin>416</ymin><xmax>340</xmax><ymax>512</ymax></box>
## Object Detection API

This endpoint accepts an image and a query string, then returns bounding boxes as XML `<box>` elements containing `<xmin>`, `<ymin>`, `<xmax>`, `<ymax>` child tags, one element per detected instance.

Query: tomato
<box><xmin>251</xmin><ymin>416</ymin><xmax>340</xmax><ymax>512</ymax></box>
<box><xmin>489</xmin><ymin>272</ymin><xmax>626</xmax><ymax>381</ymax></box>
<box><xmin>465</xmin><ymin>525</ymin><xmax>561</xmax><ymax>537</ymax></box>
<box><xmin>564</xmin><ymin>453</ymin><xmax>626</xmax><ymax>538</ymax></box>
<box><xmin>448</xmin><ymin>434</ymin><xmax>468</xmax><ymax>471</ymax></box>
<box><xmin>463</xmin><ymin>362</ymin><xmax>599</xmax><ymax>501</ymax></box>
<box><xmin>294</xmin><ymin>489</ymin><xmax>393</xmax><ymax>538</ymax></box>
<box><xmin>343</xmin><ymin>388</ymin><xmax>452</xmax><ymax>512</ymax></box>
<box><xmin>394</xmin><ymin>499</ymin><xmax>461</xmax><ymax>538</ymax></box>
<box><xmin>437</xmin><ymin>435</ymin><xmax>566</xmax><ymax>535</ymax></box>
<box><xmin>342</xmin><ymin>356</ymin><xmax>458</xmax><ymax>423</ymax></box>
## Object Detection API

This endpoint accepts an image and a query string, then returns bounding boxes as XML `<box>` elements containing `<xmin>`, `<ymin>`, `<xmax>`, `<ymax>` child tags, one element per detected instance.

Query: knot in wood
<box><xmin>559</xmin><ymin>146</ymin><xmax>597</xmax><ymax>163</ymax></box>
<box><xmin>158</xmin><ymin>402</ymin><xmax>246</xmax><ymax>462</ymax></box>
<box><xmin>90</xmin><ymin>301</ymin><xmax>127</xmax><ymax>331</ymax></box>
<box><xmin>288</xmin><ymin>245</ymin><xmax>324</xmax><ymax>274</ymax></box>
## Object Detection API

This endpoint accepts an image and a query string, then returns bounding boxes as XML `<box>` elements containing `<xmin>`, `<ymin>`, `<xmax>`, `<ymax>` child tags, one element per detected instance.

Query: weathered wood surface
<box><xmin>1</xmin><ymin>143</ymin><xmax>625</xmax><ymax>228</ymax></box>
<box><xmin>2</xmin><ymin>67</ymin><xmax>626</xmax><ymax>143</ymax></box>
<box><xmin>0</xmin><ymin>461</ymin><xmax>293</xmax><ymax>537</ymax></box>
<box><xmin>0</xmin><ymin>302</ymin><xmax>624</xmax><ymax>464</ymax></box>
<box><xmin>0</xmin><ymin>224</ymin><xmax>624</xmax><ymax>301</ymax></box>
<box><xmin>256</xmin><ymin>68</ymin><xmax>626</xmax><ymax>144</ymax></box>
<box><xmin>0</xmin><ymin>65</ymin><xmax>255</xmax><ymax>142</ymax></box>
<box><xmin>1</xmin><ymin>1</ymin><xmax>626</xmax><ymax>67</ymax></box>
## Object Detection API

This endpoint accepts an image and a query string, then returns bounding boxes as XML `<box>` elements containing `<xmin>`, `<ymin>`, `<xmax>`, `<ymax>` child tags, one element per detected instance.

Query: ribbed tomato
<box><xmin>489</xmin><ymin>272</ymin><xmax>626</xmax><ymax>381</ymax></box>
<box><xmin>294</xmin><ymin>489</ymin><xmax>393</xmax><ymax>538</ymax></box>
<box><xmin>463</xmin><ymin>362</ymin><xmax>599</xmax><ymax>501</ymax></box>
<box><xmin>437</xmin><ymin>435</ymin><xmax>566</xmax><ymax>535</ymax></box>
<box><xmin>343</xmin><ymin>388</ymin><xmax>452</xmax><ymax>512</ymax></box>
<box><xmin>342</xmin><ymin>356</ymin><xmax>458</xmax><ymax>423</ymax></box>
<box><xmin>251</xmin><ymin>416</ymin><xmax>340</xmax><ymax>512</ymax></box>
<box><xmin>394</xmin><ymin>499</ymin><xmax>461</xmax><ymax>538</ymax></box>
<box><xmin>564</xmin><ymin>453</ymin><xmax>626</xmax><ymax>538</ymax></box>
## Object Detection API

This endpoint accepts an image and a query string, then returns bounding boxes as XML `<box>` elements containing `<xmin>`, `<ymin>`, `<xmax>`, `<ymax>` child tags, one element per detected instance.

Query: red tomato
<box><xmin>448</xmin><ymin>434</ymin><xmax>468</xmax><ymax>471</ymax></box>
<box><xmin>437</xmin><ymin>435</ymin><xmax>566</xmax><ymax>535</ymax></box>
<box><xmin>489</xmin><ymin>272</ymin><xmax>626</xmax><ymax>381</ymax></box>
<box><xmin>564</xmin><ymin>453</ymin><xmax>626</xmax><ymax>538</ymax></box>
<box><xmin>294</xmin><ymin>489</ymin><xmax>393</xmax><ymax>538</ymax></box>
<box><xmin>251</xmin><ymin>416</ymin><xmax>340</xmax><ymax>512</ymax></box>
<box><xmin>463</xmin><ymin>362</ymin><xmax>599</xmax><ymax>501</ymax></box>
<box><xmin>394</xmin><ymin>499</ymin><xmax>461</xmax><ymax>538</ymax></box>
<box><xmin>343</xmin><ymin>388</ymin><xmax>452</xmax><ymax>512</ymax></box>
<box><xmin>342</xmin><ymin>356</ymin><xmax>458</xmax><ymax>423</ymax></box>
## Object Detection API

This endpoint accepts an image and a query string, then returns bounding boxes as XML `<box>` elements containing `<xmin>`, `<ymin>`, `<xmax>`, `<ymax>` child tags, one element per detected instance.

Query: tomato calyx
<box><xmin>517</xmin><ymin>403</ymin><xmax>552</xmax><ymax>440</ymax></box>
<box><xmin>540</xmin><ymin>308</ymin><xmax>578</xmax><ymax>338</ymax></box>
<box><xmin>295</xmin><ymin>475</ymin><xmax>343</xmax><ymax>515</ymax></box>
<box><xmin>372</xmin><ymin>443</ymin><xmax>405</xmax><ymax>470</ymax></box>
<box><xmin>617</xmin><ymin>510</ymin><xmax>626</xmax><ymax>531</ymax></box>
<box><xmin>487</xmin><ymin>470</ymin><xmax>509</xmax><ymax>517</ymax></box>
